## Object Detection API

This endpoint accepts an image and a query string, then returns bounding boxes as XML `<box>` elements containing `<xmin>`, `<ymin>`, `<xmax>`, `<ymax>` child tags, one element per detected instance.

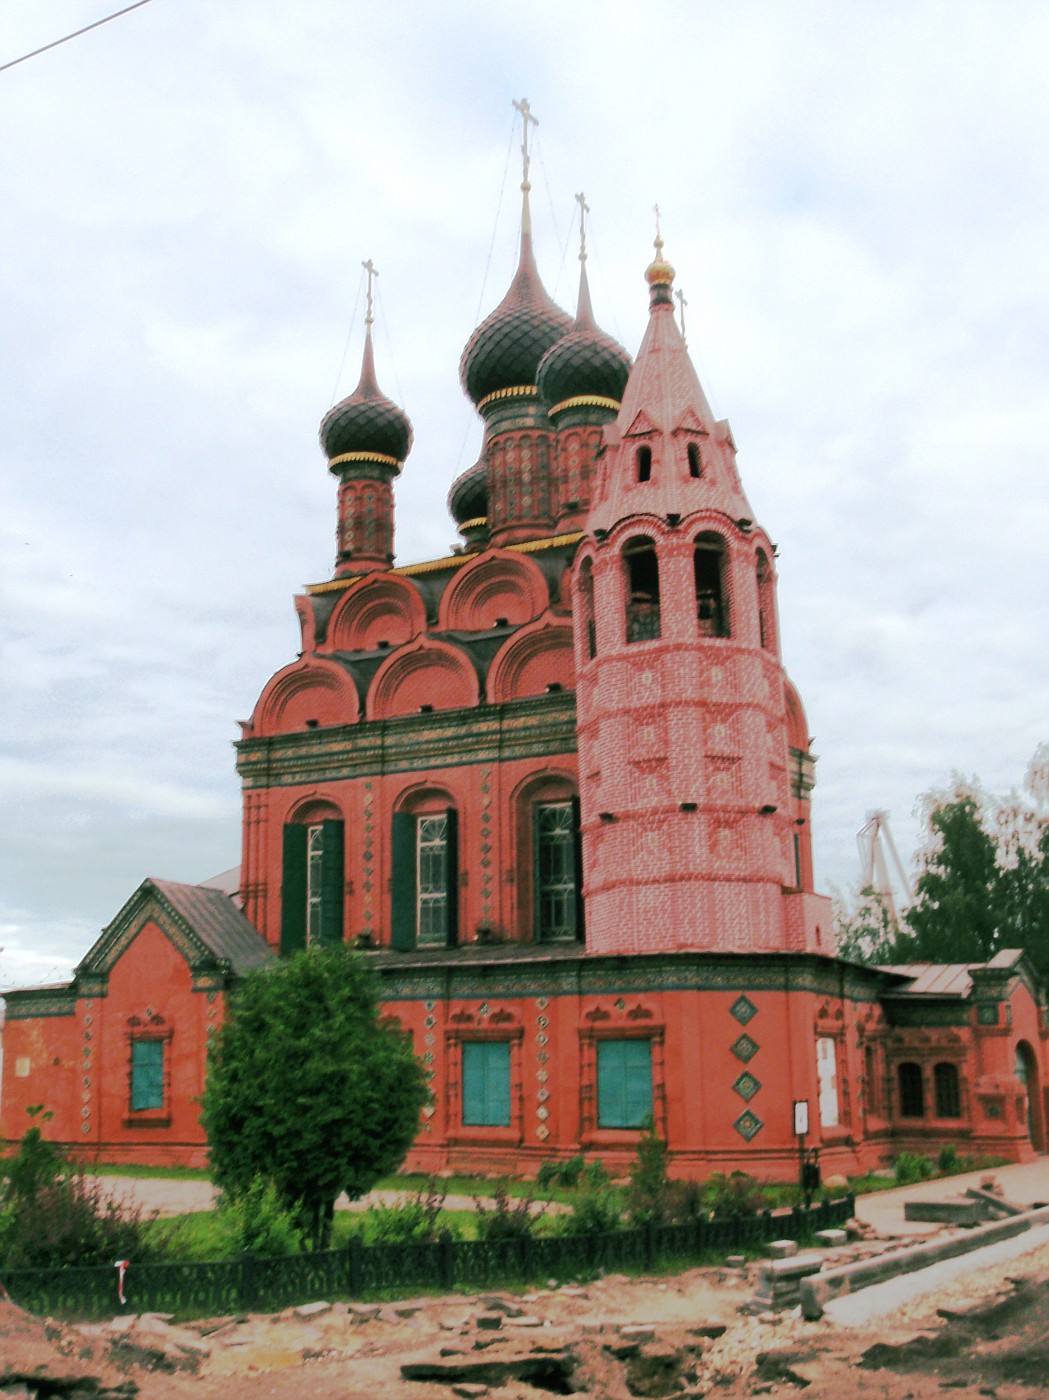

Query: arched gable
<box><xmin>438</xmin><ymin>549</ymin><xmax>549</xmax><ymax>632</ymax></box>
<box><xmin>326</xmin><ymin>574</ymin><xmax>426</xmax><ymax>653</ymax></box>
<box><xmin>487</xmin><ymin>615</ymin><xmax>576</xmax><ymax>703</ymax></box>
<box><xmin>251</xmin><ymin>657</ymin><xmax>360</xmax><ymax>736</ymax></box>
<box><xmin>784</xmin><ymin>679</ymin><xmax>810</xmax><ymax>752</ymax></box>
<box><xmin>367</xmin><ymin>638</ymin><xmax>480</xmax><ymax>719</ymax></box>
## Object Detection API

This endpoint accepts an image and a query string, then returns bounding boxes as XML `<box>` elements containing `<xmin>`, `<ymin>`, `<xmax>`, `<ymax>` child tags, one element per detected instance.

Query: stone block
<box><xmin>903</xmin><ymin>1200</ymin><xmax>984</xmax><ymax>1226</ymax></box>
<box><xmin>815</xmin><ymin>1228</ymin><xmax>848</xmax><ymax>1246</ymax></box>
<box><xmin>725</xmin><ymin>1254</ymin><xmax>746</xmax><ymax>1268</ymax></box>
<box><xmin>766</xmin><ymin>1239</ymin><xmax>797</xmax><ymax>1258</ymax></box>
<box><xmin>294</xmin><ymin>1301</ymin><xmax>332</xmax><ymax>1319</ymax></box>
<box><xmin>749</xmin><ymin>1254</ymin><xmax>823</xmax><ymax>1311</ymax></box>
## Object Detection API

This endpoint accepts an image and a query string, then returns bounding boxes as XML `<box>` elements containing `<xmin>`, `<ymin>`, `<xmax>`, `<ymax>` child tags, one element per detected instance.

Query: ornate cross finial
<box><xmin>653</xmin><ymin>202</ymin><xmax>664</xmax><ymax>254</ymax></box>
<box><xmin>575</xmin><ymin>191</ymin><xmax>590</xmax><ymax>263</ymax></box>
<box><xmin>361</xmin><ymin>258</ymin><xmax>379</xmax><ymax>327</ymax></box>
<box><xmin>512</xmin><ymin>97</ymin><xmax>538</xmax><ymax>191</ymax></box>
<box><xmin>676</xmin><ymin>287</ymin><xmax>688</xmax><ymax>345</ymax></box>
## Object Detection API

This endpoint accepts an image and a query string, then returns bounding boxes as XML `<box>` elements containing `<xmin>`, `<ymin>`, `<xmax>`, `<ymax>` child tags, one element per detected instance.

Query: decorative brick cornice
<box><xmin>236</xmin><ymin>693</ymin><xmax>578</xmax><ymax>789</ymax></box>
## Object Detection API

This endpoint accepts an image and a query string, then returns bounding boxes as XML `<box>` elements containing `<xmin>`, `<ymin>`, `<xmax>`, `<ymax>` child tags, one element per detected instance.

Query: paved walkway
<box><xmin>91</xmin><ymin>1156</ymin><xmax>1048</xmax><ymax>1227</ymax></box>
<box><xmin>852</xmin><ymin>1157</ymin><xmax>1049</xmax><ymax>1237</ymax></box>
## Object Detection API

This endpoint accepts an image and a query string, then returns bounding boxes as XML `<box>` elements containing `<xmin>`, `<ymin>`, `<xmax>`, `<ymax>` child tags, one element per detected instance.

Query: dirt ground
<box><xmin>6</xmin><ymin>1236</ymin><xmax>1049</xmax><ymax>1400</ymax></box>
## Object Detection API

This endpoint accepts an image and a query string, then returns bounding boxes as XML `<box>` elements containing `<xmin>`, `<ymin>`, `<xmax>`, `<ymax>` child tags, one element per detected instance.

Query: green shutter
<box><xmin>462</xmin><ymin>1041</ymin><xmax>511</xmax><ymax>1126</ymax></box>
<box><xmin>597</xmin><ymin>1039</ymin><xmax>652</xmax><ymax>1128</ymax></box>
<box><xmin>318</xmin><ymin>818</ymin><xmax>345</xmax><ymax>947</ymax></box>
<box><xmin>131</xmin><ymin>1040</ymin><xmax>164</xmax><ymax>1111</ymax></box>
<box><xmin>444</xmin><ymin>807</ymin><xmax>459</xmax><ymax>947</ymax></box>
<box><xmin>391</xmin><ymin>811</ymin><xmax>417</xmax><ymax>950</ymax></box>
<box><xmin>280</xmin><ymin>823</ymin><xmax>308</xmax><ymax>955</ymax></box>
<box><xmin>571</xmin><ymin>794</ymin><xmax>584</xmax><ymax>940</ymax></box>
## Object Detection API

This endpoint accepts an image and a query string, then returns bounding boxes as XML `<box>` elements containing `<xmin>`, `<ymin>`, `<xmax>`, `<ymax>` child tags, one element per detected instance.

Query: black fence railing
<box><xmin>1</xmin><ymin>1195</ymin><xmax>854</xmax><ymax>1321</ymax></box>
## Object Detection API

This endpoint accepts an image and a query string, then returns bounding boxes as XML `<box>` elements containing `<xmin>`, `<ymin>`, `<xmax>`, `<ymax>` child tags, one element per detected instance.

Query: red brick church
<box><xmin>3</xmin><ymin>123</ymin><xmax>1046</xmax><ymax>1177</ymax></box>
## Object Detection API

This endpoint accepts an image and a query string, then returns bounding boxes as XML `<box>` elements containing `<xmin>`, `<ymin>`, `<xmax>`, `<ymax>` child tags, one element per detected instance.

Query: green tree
<box><xmin>902</xmin><ymin>784</ymin><xmax>1000</xmax><ymax>964</ymax></box>
<box><xmin>200</xmin><ymin>946</ymin><xmax>428</xmax><ymax>1250</ymax></box>
<box><xmin>834</xmin><ymin>885</ymin><xmax>901</xmax><ymax>964</ymax></box>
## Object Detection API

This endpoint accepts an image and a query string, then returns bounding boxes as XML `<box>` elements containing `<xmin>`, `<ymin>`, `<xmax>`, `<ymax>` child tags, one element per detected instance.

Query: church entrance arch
<box><xmin>1014</xmin><ymin>1041</ymin><xmax>1044</xmax><ymax>1150</ymax></box>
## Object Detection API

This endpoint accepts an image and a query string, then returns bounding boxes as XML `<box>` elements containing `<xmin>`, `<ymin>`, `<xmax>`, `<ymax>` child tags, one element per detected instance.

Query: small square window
<box><xmin>597</xmin><ymin>1039</ymin><xmax>652</xmax><ymax>1129</ymax></box>
<box><xmin>462</xmin><ymin>1041</ymin><xmax>511</xmax><ymax>1127</ymax></box>
<box><xmin>130</xmin><ymin>1039</ymin><xmax>164</xmax><ymax>1112</ymax></box>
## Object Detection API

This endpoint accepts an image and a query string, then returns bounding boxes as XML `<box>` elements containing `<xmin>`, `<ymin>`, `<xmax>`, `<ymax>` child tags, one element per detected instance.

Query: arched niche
<box><xmin>327</xmin><ymin>574</ymin><xmax>426</xmax><ymax>653</ymax></box>
<box><xmin>509</xmin><ymin>767</ymin><xmax>581</xmax><ymax>943</ymax></box>
<box><xmin>756</xmin><ymin>547</ymin><xmax>777</xmax><ymax>654</ymax></box>
<box><xmin>487</xmin><ymin>616</ymin><xmax>576</xmax><ymax>703</ymax></box>
<box><xmin>251</xmin><ymin>657</ymin><xmax>359</xmax><ymax>737</ymax></box>
<box><xmin>438</xmin><ymin>549</ymin><xmax>549</xmax><ymax>632</ymax></box>
<box><xmin>367</xmin><ymin>638</ymin><xmax>480</xmax><ymax>720</ymax></box>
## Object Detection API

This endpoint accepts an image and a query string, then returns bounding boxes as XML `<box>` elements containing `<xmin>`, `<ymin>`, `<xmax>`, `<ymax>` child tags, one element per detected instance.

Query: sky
<box><xmin>1</xmin><ymin>0</ymin><xmax>1047</xmax><ymax>989</ymax></box>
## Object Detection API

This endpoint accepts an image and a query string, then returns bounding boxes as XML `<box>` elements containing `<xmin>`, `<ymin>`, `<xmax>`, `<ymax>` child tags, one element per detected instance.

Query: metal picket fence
<box><xmin>1</xmin><ymin>1195</ymin><xmax>854</xmax><ymax>1320</ymax></box>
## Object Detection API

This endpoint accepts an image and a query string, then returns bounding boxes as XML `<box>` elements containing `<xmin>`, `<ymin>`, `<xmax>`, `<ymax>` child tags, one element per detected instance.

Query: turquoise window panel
<box><xmin>462</xmin><ymin>1040</ymin><xmax>512</xmax><ymax>1127</ymax></box>
<box><xmin>597</xmin><ymin>1039</ymin><xmax>652</xmax><ymax>1129</ymax></box>
<box><xmin>131</xmin><ymin>1039</ymin><xmax>164</xmax><ymax>1112</ymax></box>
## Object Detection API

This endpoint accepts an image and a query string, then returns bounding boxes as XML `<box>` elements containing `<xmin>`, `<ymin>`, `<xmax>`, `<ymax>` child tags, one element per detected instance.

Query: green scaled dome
<box><xmin>320</xmin><ymin>330</ymin><xmax>413</xmax><ymax>464</ymax></box>
<box><xmin>537</xmin><ymin>261</ymin><xmax>631</xmax><ymax>410</ymax></box>
<box><xmin>448</xmin><ymin>457</ymin><xmax>487</xmax><ymax>526</ymax></box>
<box><xmin>460</xmin><ymin>237</ymin><xmax>571</xmax><ymax>408</ymax></box>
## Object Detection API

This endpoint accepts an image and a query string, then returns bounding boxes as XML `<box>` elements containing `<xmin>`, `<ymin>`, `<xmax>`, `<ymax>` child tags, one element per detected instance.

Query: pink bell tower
<box><xmin>573</xmin><ymin>231</ymin><xmax>830</xmax><ymax>958</ymax></box>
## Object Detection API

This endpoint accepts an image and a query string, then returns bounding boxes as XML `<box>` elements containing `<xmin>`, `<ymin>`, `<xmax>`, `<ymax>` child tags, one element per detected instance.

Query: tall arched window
<box><xmin>694</xmin><ymin>533</ymin><xmax>729</xmax><ymax>638</ymax></box>
<box><xmin>281</xmin><ymin>804</ymin><xmax>345</xmax><ymax>954</ymax></box>
<box><xmin>623</xmin><ymin>537</ymin><xmax>661</xmax><ymax>642</ymax></box>
<box><xmin>579</xmin><ymin>557</ymin><xmax>596</xmax><ymax>659</ymax></box>
<box><xmin>391</xmin><ymin>792</ymin><xmax>459</xmax><ymax>949</ymax></box>
<box><xmin>934</xmin><ymin>1062</ymin><xmax>961</xmax><ymax>1118</ymax></box>
<box><xmin>756</xmin><ymin>549</ymin><xmax>775</xmax><ymax>652</ymax></box>
<box><xmin>534</xmin><ymin>797</ymin><xmax>582</xmax><ymax>941</ymax></box>
<box><xmin>898</xmin><ymin>1062</ymin><xmax>924</xmax><ymax>1118</ymax></box>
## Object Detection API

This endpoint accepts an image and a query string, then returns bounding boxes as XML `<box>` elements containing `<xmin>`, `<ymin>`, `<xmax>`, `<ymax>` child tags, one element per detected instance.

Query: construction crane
<box><xmin>856</xmin><ymin>811</ymin><xmax>914</xmax><ymax>926</ymax></box>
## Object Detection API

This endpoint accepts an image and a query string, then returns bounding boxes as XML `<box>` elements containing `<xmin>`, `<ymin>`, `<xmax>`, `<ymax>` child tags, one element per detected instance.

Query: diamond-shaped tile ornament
<box><xmin>733</xmin><ymin>1070</ymin><xmax>761</xmax><ymax>1102</ymax></box>
<box><xmin>731</xmin><ymin>1033</ymin><xmax>759</xmax><ymax>1063</ymax></box>
<box><xmin>734</xmin><ymin>1109</ymin><xmax>764</xmax><ymax>1141</ymax></box>
<box><xmin>730</xmin><ymin>994</ymin><xmax>758</xmax><ymax>1026</ymax></box>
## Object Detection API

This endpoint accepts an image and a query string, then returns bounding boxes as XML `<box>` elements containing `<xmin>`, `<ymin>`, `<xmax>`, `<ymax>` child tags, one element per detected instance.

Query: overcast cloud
<box><xmin>1</xmin><ymin>0</ymin><xmax>1047</xmax><ymax>988</ymax></box>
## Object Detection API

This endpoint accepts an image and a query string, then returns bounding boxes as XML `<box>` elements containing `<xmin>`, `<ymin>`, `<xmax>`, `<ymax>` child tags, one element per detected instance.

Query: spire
<box><xmin>585</xmin><ymin>232</ymin><xmax>752</xmax><ymax>534</ymax></box>
<box><xmin>574</xmin><ymin>191</ymin><xmax>596</xmax><ymax>329</ymax></box>
<box><xmin>512</xmin><ymin>96</ymin><xmax>539</xmax><ymax>267</ymax></box>
<box><xmin>356</xmin><ymin>258</ymin><xmax>380</xmax><ymax>395</ymax></box>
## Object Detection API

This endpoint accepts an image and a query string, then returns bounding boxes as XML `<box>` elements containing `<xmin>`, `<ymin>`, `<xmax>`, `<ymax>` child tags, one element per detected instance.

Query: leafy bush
<box><xmin>474</xmin><ymin>1181</ymin><xmax>543</xmax><ymax>1241</ymax></box>
<box><xmin>703</xmin><ymin>1171</ymin><xmax>766</xmax><ymax>1219</ymax></box>
<box><xmin>0</xmin><ymin>1112</ymin><xmax>154</xmax><ymax>1268</ymax></box>
<box><xmin>894</xmin><ymin>1151</ymin><xmax>935</xmax><ymax>1185</ymax></box>
<box><xmin>558</xmin><ymin>1186</ymin><xmax>623</xmax><ymax>1236</ymax></box>
<box><xmin>625</xmin><ymin>1120</ymin><xmax>673</xmax><ymax>1224</ymax></box>
<box><xmin>367</xmin><ymin>1180</ymin><xmax>449</xmax><ymax>1245</ymax></box>
<box><xmin>937</xmin><ymin>1144</ymin><xmax>960</xmax><ymax>1173</ymax></box>
<box><xmin>536</xmin><ymin>1155</ymin><xmax>587</xmax><ymax>1190</ymax></box>
<box><xmin>216</xmin><ymin>1178</ymin><xmax>305</xmax><ymax>1256</ymax></box>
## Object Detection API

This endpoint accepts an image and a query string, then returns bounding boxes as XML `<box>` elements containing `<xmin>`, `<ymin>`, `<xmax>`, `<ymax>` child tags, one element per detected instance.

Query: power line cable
<box><xmin>0</xmin><ymin>0</ymin><xmax>156</xmax><ymax>74</ymax></box>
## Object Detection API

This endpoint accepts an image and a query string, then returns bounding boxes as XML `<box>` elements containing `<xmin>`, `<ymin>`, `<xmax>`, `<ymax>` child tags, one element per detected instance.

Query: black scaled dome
<box><xmin>537</xmin><ymin>261</ymin><xmax>631</xmax><ymax>410</ymax></box>
<box><xmin>460</xmin><ymin>235</ymin><xmax>571</xmax><ymax>407</ymax></box>
<box><xmin>320</xmin><ymin>329</ymin><xmax>413</xmax><ymax>464</ymax></box>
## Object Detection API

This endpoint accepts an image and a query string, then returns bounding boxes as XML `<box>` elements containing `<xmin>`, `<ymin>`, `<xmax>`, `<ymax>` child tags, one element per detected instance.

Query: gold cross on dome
<box><xmin>361</xmin><ymin>258</ymin><xmax>379</xmax><ymax>326</ymax></box>
<box><xmin>513</xmin><ymin>97</ymin><xmax>538</xmax><ymax>190</ymax></box>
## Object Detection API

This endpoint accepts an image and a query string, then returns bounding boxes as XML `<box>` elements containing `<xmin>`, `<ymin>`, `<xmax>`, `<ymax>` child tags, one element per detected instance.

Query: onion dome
<box><xmin>537</xmin><ymin>261</ymin><xmax>631</xmax><ymax>412</ymax></box>
<box><xmin>319</xmin><ymin>326</ymin><xmax>413</xmax><ymax>467</ymax></box>
<box><xmin>448</xmin><ymin>457</ymin><xmax>487</xmax><ymax>526</ymax></box>
<box><xmin>459</xmin><ymin>225</ymin><xmax>572</xmax><ymax>409</ymax></box>
<box><xmin>645</xmin><ymin>231</ymin><xmax>676</xmax><ymax>307</ymax></box>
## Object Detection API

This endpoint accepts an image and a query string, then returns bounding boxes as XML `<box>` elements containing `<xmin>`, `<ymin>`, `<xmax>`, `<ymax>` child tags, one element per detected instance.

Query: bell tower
<box><xmin>573</xmin><ymin>232</ymin><xmax>826</xmax><ymax>958</ymax></box>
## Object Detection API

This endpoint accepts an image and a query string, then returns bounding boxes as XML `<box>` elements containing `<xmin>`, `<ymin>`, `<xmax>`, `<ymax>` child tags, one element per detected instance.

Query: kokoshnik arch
<box><xmin>3</xmin><ymin>110</ymin><xmax>1046</xmax><ymax>1175</ymax></box>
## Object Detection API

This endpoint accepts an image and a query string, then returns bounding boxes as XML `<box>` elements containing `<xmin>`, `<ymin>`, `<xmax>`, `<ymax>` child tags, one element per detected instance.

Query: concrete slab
<box><xmin>822</xmin><ymin>1222</ymin><xmax>1049</xmax><ymax>1327</ymax></box>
